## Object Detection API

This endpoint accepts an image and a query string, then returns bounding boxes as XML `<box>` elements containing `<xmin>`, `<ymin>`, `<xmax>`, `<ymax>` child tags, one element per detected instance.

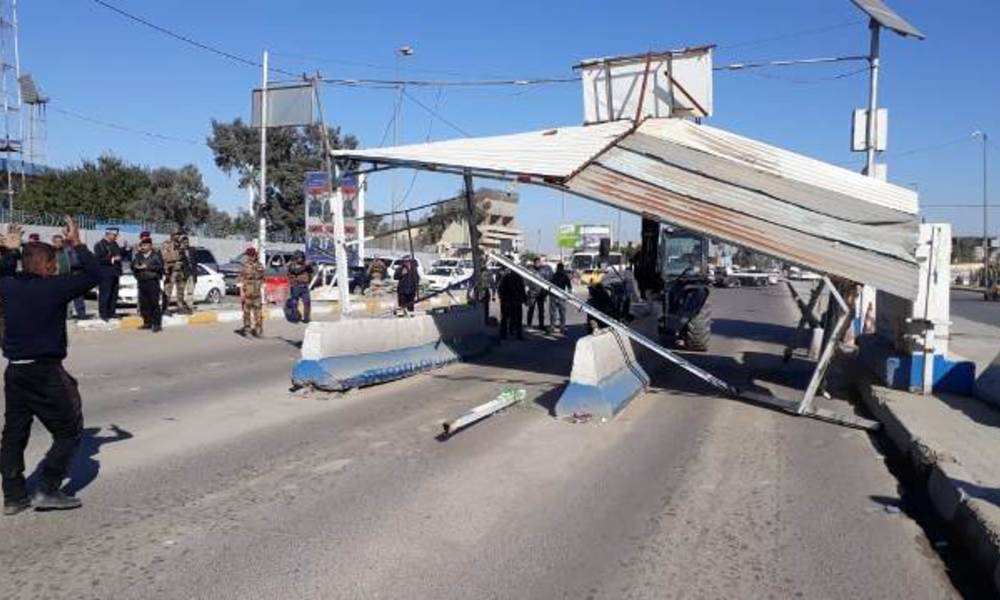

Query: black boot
<box><xmin>3</xmin><ymin>497</ymin><xmax>30</xmax><ymax>516</ymax></box>
<box><xmin>32</xmin><ymin>489</ymin><xmax>82</xmax><ymax>511</ymax></box>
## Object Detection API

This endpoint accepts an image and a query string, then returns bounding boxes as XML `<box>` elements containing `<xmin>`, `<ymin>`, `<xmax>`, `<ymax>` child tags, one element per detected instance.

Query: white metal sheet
<box><xmin>637</xmin><ymin>119</ymin><xmax>918</xmax><ymax>214</ymax></box>
<box><xmin>331</xmin><ymin>120</ymin><xmax>631</xmax><ymax>179</ymax></box>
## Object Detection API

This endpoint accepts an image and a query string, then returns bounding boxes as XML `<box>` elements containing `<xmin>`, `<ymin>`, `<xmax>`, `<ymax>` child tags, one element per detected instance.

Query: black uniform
<box><xmin>287</xmin><ymin>259</ymin><xmax>315</xmax><ymax>322</ymax></box>
<box><xmin>133</xmin><ymin>249</ymin><xmax>164</xmax><ymax>330</ymax></box>
<box><xmin>93</xmin><ymin>238</ymin><xmax>123</xmax><ymax>320</ymax></box>
<box><xmin>395</xmin><ymin>262</ymin><xmax>420</xmax><ymax>312</ymax></box>
<box><xmin>497</xmin><ymin>270</ymin><xmax>526</xmax><ymax>340</ymax></box>
<box><xmin>0</xmin><ymin>244</ymin><xmax>100</xmax><ymax>504</ymax></box>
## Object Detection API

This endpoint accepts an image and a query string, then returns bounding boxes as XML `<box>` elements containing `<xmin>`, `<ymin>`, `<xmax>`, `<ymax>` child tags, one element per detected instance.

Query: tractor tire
<box><xmin>683</xmin><ymin>302</ymin><xmax>712</xmax><ymax>352</ymax></box>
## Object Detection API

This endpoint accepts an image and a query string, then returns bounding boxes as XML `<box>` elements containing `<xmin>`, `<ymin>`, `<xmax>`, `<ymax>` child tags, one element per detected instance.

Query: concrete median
<box><xmin>291</xmin><ymin>306</ymin><xmax>492</xmax><ymax>391</ymax></box>
<box><xmin>554</xmin><ymin>329</ymin><xmax>650</xmax><ymax>420</ymax></box>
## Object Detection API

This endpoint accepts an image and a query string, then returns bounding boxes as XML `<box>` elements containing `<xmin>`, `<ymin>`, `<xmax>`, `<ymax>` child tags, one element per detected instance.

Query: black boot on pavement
<box><xmin>3</xmin><ymin>497</ymin><xmax>31</xmax><ymax>516</ymax></box>
<box><xmin>31</xmin><ymin>489</ymin><xmax>82</xmax><ymax>511</ymax></box>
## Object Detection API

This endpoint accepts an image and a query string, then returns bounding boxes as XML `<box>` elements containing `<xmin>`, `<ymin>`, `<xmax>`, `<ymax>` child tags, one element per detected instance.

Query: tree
<box><xmin>18</xmin><ymin>155</ymin><xmax>148</xmax><ymax>218</ymax></box>
<box><xmin>130</xmin><ymin>164</ymin><xmax>211</xmax><ymax>231</ymax></box>
<box><xmin>207</xmin><ymin>118</ymin><xmax>358</xmax><ymax>238</ymax></box>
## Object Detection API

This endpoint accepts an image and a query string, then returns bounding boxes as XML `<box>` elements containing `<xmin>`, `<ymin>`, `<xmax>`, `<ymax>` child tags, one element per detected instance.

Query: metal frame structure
<box><xmin>488</xmin><ymin>250</ymin><xmax>875</xmax><ymax>430</ymax></box>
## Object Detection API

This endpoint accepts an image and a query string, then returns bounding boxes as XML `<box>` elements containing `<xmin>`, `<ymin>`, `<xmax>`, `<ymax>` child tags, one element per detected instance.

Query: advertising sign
<box><xmin>304</xmin><ymin>171</ymin><xmax>333</xmax><ymax>256</ymax></box>
<box><xmin>557</xmin><ymin>224</ymin><xmax>580</xmax><ymax>249</ymax></box>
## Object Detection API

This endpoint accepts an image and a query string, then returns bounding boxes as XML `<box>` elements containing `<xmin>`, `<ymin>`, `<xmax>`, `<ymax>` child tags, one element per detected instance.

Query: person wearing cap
<box><xmin>160</xmin><ymin>230</ymin><xmax>184</xmax><ymax>315</ymax></box>
<box><xmin>132</xmin><ymin>237</ymin><xmax>164</xmax><ymax>332</ymax></box>
<box><xmin>238</xmin><ymin>247</ymin><xmax>265</xmax><ymax>337</ymax></box>
<box><xmin>0</xmin><ymin>216</ymin><xmax>100</xmax><ymax>514</ymax></box>
<box><xmin>286</xmin><ymin>250</ymin><xmax>314</xmax><ymax>323</ymax></box>
<box><xmin>27</xmin><ymin>233</ymin><xmax>40</xmax><ymax>243</ymax></box>
<box><xmin>93</xmin><ymin>227</ymin><xmax>123</xmax><ymax>321</ymax></box>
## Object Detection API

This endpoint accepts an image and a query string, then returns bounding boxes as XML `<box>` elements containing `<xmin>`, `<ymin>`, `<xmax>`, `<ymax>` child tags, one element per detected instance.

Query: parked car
<box><xmin>118</xmin><ymin>264</ymin><xmax>226</xmax><ymax>306</ymax></box>
<box><xmin>219</xmin><ymin>250</ymin><xmax>298</xmax><ymax>294</ymax></box>
<box><xmin>425</xmin><ymin>266</ymin><xmax>472</xmax><ymax>292</ymax></box>
<box><xmin>193</xmin><ymin>247</ymin><xmax>219</xmax><ymax>273</ymax></box>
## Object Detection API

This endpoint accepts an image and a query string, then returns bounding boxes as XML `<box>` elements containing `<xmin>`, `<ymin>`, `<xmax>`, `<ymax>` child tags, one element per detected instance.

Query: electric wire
<box><xmin>401</xmin><ymin>88</ymin><xmax>471</xmax><ymax>137</ymax></box>
<box><xmin>50</xmin><ymin>105</ymin><xmax>201</xmax><ymax>145</ymax></box>
<box><xmin>716</xmin><ymin>19</ymin><xmax>865</xmax><ymax>52</ymax></box>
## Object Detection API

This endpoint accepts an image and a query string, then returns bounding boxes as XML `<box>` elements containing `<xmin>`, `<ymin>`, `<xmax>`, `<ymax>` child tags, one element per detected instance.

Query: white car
<box><xmin>425</xmin><ymin>266</ymin><xmax>471</xmax><ymax>292</ymax></box>
<box><xmin>118</xmin><ymin>264</ymin><xmax>227</xmax><ymax>306</ymax></box>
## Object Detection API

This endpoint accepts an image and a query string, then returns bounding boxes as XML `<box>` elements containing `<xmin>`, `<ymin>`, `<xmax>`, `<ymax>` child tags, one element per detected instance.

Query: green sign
<box><xmin>557</xmin><ymin>224</ymin><xmax>580</xmax><ymax>249</ymax></box>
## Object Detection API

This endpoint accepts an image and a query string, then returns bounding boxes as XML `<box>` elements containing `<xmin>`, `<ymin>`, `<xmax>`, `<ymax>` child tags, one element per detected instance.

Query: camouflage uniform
<box><xmin>160</xmin><ymin>235</ymin><xmax>185</xmax><ymax>313</ymax></box>
<box><xmin>239</xmin><ymin>259</ymin><xmax>265</xmax><ymax>335</ymax></box>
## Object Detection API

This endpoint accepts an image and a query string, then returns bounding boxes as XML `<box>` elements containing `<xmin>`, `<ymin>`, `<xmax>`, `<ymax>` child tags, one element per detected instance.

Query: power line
<box><xmin>398</xmin><ymin>88</ymin><xmax>445</xmax><ymax>207</ymax></box>
<box><xmin>91</xmin><ymin>0</ymin><xmax>298</xmax><ymax>78</ymax></box>
<box><xmin>717</xmin><ymin>19</ymin><xmax>865</xmax><ymax>52</ymax></box>
<box><xmin>50</xmin><ymin>105</ymin><xmax>202</xmax><ymax>145</ymax></box>
<box><xmin>748</xmin><ymin>66</ymin><xmax>868</xmax><ymax>85</ymax></box>
<box><xmin>401</xmin><ymin>88</ymin><xmax>471</xmax><ymax>137</ymax></box>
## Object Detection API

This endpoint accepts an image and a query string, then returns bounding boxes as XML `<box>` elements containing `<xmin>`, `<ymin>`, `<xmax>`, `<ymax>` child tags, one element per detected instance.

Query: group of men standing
<box><xmin>493</xmin><ymin>257</ymin><xmax>572</xmax><ymax>340</ymax></box>
<box><xmin>91</xmin><ymin>227</ymin><xmax>200</xmax><ymax>331</ymax></box>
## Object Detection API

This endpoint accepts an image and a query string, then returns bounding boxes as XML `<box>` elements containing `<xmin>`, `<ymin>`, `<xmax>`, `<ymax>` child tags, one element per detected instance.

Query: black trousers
<box><xmin>499</xmin><ymin>301</ymin><xmax>523</xmax><ymax>339</ymax></box>
<box><xmin>98</xmin><ymin>275</ymin><xmax>119</xmax><ymax>320</ymax></box>
<box><xmin>0</xmin><ymin>361</ymin><xmax>83</xmax><ymax>501</ymax></box>
<box><xmin>289</xmin><ymin>283</ymin><xmax>311</xmax><ymax>322</ymax></box>
<box><xmin>138</xmin><ymin>278</ymin><xmax>162</xmax><ymax>328</ymax></box>
<box><xmin>526</xmin><ymin>294</ymin><xmax>546</xmax><ymax>328</ymax></box>
<box><xmin>398</xmin><ymin>291</ymin><xmax>416</xmax><ymax>312</ymax></box>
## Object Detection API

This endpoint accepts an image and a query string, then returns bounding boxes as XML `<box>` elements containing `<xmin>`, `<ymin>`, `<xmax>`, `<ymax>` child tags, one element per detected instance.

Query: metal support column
<box><xmin>865</xmin><ymin>19</ymin><xmax>881</xmax><ymax>177</ymax></box>
<box><xmin>463</xmin><ymin>170</ymin><xmax>482</xmax><ymax>299</ymax></box>
<box><xmin>798</xmin><ymin>276</ymin><xmax>849</xmax><ymax>415</ymax></box>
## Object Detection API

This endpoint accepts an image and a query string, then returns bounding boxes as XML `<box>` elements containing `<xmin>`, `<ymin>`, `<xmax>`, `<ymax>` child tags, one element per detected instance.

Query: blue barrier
<box><xmin>858</xmin><ymin>335</ymin><xmax>976</xmax><ymax>396</ymax></box>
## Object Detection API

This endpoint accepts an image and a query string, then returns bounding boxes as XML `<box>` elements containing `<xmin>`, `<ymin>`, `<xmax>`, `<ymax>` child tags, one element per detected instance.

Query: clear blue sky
<box><xmin>19</xmin><ymin>0</ymin><xmax>1000</xmax><ymax>252</ymax></box>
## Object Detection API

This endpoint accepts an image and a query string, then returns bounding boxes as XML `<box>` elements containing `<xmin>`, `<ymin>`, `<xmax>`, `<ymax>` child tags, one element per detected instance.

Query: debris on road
<box><xmin>569</xmin><ymin>412</ymin><xmax>593</xmax><ymax>424</ymax></box>
<box><xmin>442</xmin><ymin>388</ymin><xmax>527</xmax><ymax>437</ymax></box>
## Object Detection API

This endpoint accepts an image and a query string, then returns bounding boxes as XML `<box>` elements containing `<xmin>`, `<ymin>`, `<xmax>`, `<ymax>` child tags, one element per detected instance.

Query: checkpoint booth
<box><xmin>307</xmin><ymin>45</ymin><xmax>968</xmax><ymax>421</ymax></box>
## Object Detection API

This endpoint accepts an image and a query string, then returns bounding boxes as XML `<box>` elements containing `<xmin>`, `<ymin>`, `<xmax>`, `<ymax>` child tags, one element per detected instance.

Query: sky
<box><xmin>17</xmin><ymin>0</ymin><xmax>1000</xmax><ymax>252</ymax></box>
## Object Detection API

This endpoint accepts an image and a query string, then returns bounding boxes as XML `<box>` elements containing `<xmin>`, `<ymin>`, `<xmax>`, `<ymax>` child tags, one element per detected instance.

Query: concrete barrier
<box><xmin>976</xmin><ymin>352</ymin><xmax>1000</xmax><ymax>409</ymax></box>
<box><xmin>554</xmin><ymin>329</ymin><xmax>650</xmax><ymax>420</ymax></box>
<box><xmin>292</xmin><ymin>306</ymin><xmax>491</xmax><ymax>391</ymax></box>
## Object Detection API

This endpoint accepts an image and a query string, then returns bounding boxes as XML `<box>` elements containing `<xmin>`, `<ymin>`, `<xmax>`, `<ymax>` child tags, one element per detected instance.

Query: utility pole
<box><xmin>864</xmin><ymin>19</ymin><xmax>881</xmax><ymax>178</ymax></box>
<box><xmin>974</xmin><ymin>131</ymin><xmax>990</xmax><ymax>291</ymax></box>
<box><xmin>391</xmin><ymin>45</ymin><xmax>414</xmax><ymax>253</ymax></box>
<box><xmin>257</xmin><ymin>49</ymin><xmax>269</xmax><ymax>267</ymax></box>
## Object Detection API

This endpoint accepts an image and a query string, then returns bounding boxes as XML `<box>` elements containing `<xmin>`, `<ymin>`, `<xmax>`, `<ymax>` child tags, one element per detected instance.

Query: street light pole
<box><xmin>391</xmin><ymin>45</ymin><xmax>414</xmax><ymax>253</ymax></box>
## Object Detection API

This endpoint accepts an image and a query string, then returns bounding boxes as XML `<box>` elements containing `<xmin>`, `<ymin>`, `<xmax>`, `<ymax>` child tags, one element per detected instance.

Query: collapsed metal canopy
<box><xmin>333</xmin><ymin>118</ymin><xmax>921</xmax><ymax>299</ymax></box>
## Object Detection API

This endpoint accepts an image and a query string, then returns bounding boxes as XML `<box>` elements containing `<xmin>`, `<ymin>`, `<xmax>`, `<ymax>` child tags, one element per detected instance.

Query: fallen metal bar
<box><xmin>489</xmin><ymin>252</ymin><xmax>877</xmax><ymax>430</ymax></box>
<box><xmin>489</xmin><ymin>251</ymin><xmax>738</xmax><ymax>396</ymax></box>
<box><xmin>783</xmin><ymin>279</ymin><xmax>824</xmax><ymax>362</ymax></box>
<box><xmin>442</xmin><ymin>388</ymin><xmax>527</xmax><ymax>436</ymax></box>
<box><xmin>798</xmin><ymin>276</ymin><xmax>849</xmax><ymax>415</ymax></box>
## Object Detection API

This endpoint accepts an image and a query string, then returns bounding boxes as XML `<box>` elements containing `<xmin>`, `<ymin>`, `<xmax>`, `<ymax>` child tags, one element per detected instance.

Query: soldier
<box><xmin>178</xmin><ymin>235</ymin><xmax>196</xmax><ymax>314</ymax></box>
<box><xmin>160</xmin><ymin>230</ymin><xmax>183</xmax><ymax>315</ymax></box>
<box><xmin>132</xmin><ymin>237</ymin><xmax>164</xmax><ymax>332</ymax></box>
<box><xmin>238</xmin><ymin>247</ymin><xmax>265</xmax><ymax>337</ymax></box>
<box><xmin>286</xmin><ymin>250</ymin><xmax>314</xmax><ymax>323</ymax></box>
<box><xmin>367</xmin><ymin>258</ymin><xmax>387</xmax><ymax>297</ymax></box>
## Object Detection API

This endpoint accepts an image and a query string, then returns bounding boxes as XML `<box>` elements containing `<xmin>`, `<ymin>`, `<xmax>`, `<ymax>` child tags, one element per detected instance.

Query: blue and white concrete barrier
<box><xmin>291</xmin><ymin>306</ymin><xmax>491</xmax><ymax>391</ymax></box>
<box><xmin>554</xmin><ymin>329</ymin><xmax>650</xmax><ymax>420</ymax></box>
<box><xmin>858</xmin><ymin>223</ymin><xmax>976</xmax><ymax>395</ymax></box>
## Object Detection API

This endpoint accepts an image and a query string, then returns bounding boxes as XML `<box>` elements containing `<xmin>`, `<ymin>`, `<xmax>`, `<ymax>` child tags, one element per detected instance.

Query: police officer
<box><xmin>0</xmin><ymin>216</ymin><xmax>100</xmax><ymax>514</ymax></box>
<box><xmin>93</xmin><ymin>227</ymin><xmax>123</xmax><ymax>321</ymax></box>
<box><xmin>497</xmin><ymin>266</ymin><xmax>526</xmax><ymax>340</ymax></box>
<box><xmin>286</xmin><ymin>250</ymin><xmax>314</xmax><ymax>323</ymax></box>
<box><xmin>238</xmin><ymin>247</ymin><xmax>265</xmax><ymax>337</ymax></box>
<box><xmin>132</xmin><ymin>237</ymin><xmax>164</xmax><ymax>332</ymax></box>
<box><xmin>394</xmin><ymin>257</ymin><xmax>419</xmax><ymax>313</ymax></box>
<box><xmin>160</xmin><ymin>230</ymin><xmax>183</xmax><ymax>315</ymax></box>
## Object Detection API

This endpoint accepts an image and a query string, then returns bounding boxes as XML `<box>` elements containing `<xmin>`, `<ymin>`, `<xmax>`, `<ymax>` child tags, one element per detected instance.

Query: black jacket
<box><xmin>551</xmin><ymin>270</ymin><xmax>572</xmax><ymax>292</ymax></box>
<box><xmin>395</xmin><ymin>266</ymin><xmax>419</xmax><ymax>296</ymax></box>
<box><xmin>498</xmin><ymin>271</ymin><xmax>526</xmax><ymax>304</ymax></box>
<box><xmin>132</xmin><ymin>250</ymin><xmax>164</xmax><ymax>281</ymax></box>
<box><xmin>0</xmin><ymin>244</ymin><xmax>100</xmax><ymax>360</ymax></box>
<box><xmin>93</xmin><ymin>238</ymin><xmax>123</xmax><ymax>275</ymax></box>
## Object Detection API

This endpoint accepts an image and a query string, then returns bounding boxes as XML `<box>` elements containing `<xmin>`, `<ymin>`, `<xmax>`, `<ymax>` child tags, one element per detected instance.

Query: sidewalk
<box><xmin>856</xmin><ymin>379</ymin><xmax>1000</xmax><ymax>593</ymax></box>
<box><xmin>950</xmin><ymin>313</ymin><xmax>1000</xmax><ymax>409</ymax></box>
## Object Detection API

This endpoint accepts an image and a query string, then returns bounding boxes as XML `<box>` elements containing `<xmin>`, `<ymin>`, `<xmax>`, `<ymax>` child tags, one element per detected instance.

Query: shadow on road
<box><xmin>28</xmin><ymin>425</ymin><xmax>133</xmax><ymax>495</ymax></box>
<box><xmin>712</xmin><ymin>317</ymin><xmax>804</xmax><ymax>347</ymax></box>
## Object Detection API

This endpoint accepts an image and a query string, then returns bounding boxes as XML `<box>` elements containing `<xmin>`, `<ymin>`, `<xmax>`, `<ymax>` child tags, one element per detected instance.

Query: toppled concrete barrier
<box><xmin>292</xmin><ymin>306</ymin><xmax>491</xmax><ymax>391</ymax></box>
<box><xmin>555</xmin><ymin>329</ymin><xmax>650</xmax><ymax>420</ymax></box>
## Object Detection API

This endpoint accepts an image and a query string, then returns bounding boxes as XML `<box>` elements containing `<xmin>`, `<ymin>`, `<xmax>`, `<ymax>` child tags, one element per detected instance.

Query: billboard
<box><xmin>557</xmin><ymin>224</ymin><xmax>580</xmax><ymax>249</ymax></box>
<box><xmin>304</xmin><ymin>171</ymin><xmax>363</xmax><ymax>267</ymax></box>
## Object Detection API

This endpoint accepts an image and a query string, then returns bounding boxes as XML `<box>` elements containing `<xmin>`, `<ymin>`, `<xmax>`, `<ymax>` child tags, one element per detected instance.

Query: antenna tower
<box><xmin>0</xmin><ymin>0</ymin><xmax>22</xmax><ymax>210</ymax></box>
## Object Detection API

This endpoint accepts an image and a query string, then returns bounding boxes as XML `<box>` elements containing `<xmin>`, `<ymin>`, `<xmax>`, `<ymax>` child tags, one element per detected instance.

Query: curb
<box><xmin>72</xmin><ymin>296</ymin><xmax>466</xmax><ymax>334</ymax></box>
<box><xmin>856</xmin><ymin>380</ymin><xmax>1000</xmax><ymax>594</ymax></box>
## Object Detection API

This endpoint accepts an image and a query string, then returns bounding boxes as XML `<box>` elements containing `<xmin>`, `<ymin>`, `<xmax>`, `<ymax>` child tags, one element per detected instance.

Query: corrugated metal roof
<box><xmin>331</xmin><ymin>120</ymin><xmax>631</xmax><ymax>179</ymax></box>
<box><xmin>333</xmin><ymin>117</ymin><xmax>922</xmax><ymax>299</ymax></box>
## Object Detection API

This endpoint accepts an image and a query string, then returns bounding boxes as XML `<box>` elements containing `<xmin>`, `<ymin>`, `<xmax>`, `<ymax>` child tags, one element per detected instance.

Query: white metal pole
<box><xmin>865</xmin><ymin>20</ymin><xmax>881</xmax><ymax>178</ymax></box>
<box><xmin>258</xmin><ymin>49</ymin><xmax>269</xmax><ymax>267</ymax></box>
<box><xmin>984</xmin><ymin>132</ymin><xmax>990</xmax><ymax>290</ymax></box>
<box><xmin>358</xmin><ymin>173</ymin><xmax>366</xmax><ymax>263</ymax></box>
<box><xmin>333</xmin><ymin>163</ymin><xmax>350</xmax><ymax>315</ymax></box>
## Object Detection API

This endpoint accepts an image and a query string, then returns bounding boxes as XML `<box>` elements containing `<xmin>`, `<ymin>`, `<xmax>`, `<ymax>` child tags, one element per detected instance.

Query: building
<box><xmin>438</xmin><ymin>188</ymin><xmax>523</xmax><ymax>254</ymax></box>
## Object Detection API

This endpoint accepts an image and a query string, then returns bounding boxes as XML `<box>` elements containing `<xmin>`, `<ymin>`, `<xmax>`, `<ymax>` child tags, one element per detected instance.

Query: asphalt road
<box><xmin>0</xmin><ymin>286</ymin><xmax>961</xmax><ymax>599</ymax></box>
<box><xmin>951</xmin><ymin>288</ymin><xmax>1000</xmax><ymax>326</ymax></box>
